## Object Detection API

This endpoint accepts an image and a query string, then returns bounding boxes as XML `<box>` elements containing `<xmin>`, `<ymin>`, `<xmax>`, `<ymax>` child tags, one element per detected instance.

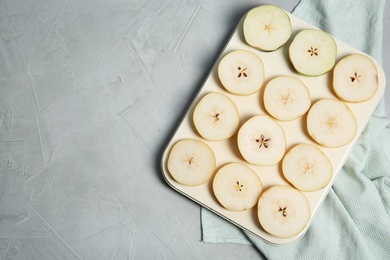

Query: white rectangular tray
<box><xmin>160</xmin><ymin>8</ymin><xmax>386</xmax><ymax>244</ymax></box>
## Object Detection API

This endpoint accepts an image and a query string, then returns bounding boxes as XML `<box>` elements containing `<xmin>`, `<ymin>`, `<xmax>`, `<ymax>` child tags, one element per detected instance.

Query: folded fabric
<box><xmin>201</xmin><ymin>0</ymin><xmax>390</xmax><ymax>259</ymax></box>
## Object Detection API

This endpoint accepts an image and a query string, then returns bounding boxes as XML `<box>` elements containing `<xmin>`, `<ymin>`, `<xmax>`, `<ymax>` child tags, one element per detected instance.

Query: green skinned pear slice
<box><xmin>243</xmin><ymin>5</ymin><xmax>292</xmax><ymax>51</ymax></box>
<box><xmin>307</xmin><ymin>99</ymin><xmax>357</xmax><ymax>148</ymax></box>
<box><xmin>263</xmin><ymin>76</ymin><xmax>311</xmax><ymax>121</ymax></box>
<box><xmin>213</xmin><ymin>163</ymin><xmax>263</xmax><ymax>211</ymax></box>
<box><xmin>238</xmin><ymin>115</ymin><xmax>286</xmax><ymax>166</ymax></box>
<box><xmin>282</xmin><ymin>144</ymin><xmax>333</xmax><ymax>191</ymax></box>
<box><xmin>167</xmin><ymin>139</ymin><xmax>215</xmax><ymax>186</ymax></box>
<box><xmin>258</xmin><ymin>186</ymin><xmax>311</xmax><ymax>238</ymax></box>
<box><xmin>289</xmin><ymin>29</ymin><xmax>337</xmax><ymax>76</ymax></box>
<box><xmin>193</xmin><ymin>92</ymin><xmax>240</xmax><ymax>141</ymax></box>
<box><xmin>218</xmin><ymin>50</ymin><xmax>264</xmax><ymax>95</ymax></box>
<box><xmin>333</xmin><ymin>54</ymin><xmax>378</xmax><ymax>102</ymax></box>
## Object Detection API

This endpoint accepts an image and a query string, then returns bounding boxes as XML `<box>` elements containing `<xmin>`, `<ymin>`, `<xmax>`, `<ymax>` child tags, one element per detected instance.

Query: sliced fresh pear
<box><xmin>263</xmin><ymin>76</ymin><xmax>311</xmax><ymax>121</ymax></box>
<box><xmin>213</xmin><ymin>163</ymin><xmax>263</xmax><ymax>211</ymax></box>
<box><xmin>193</xmin><ymin>92</ymin><xmax>240</xmax><ymax>141</ymax></box>
<box><xmin>167</xmin><ymin>139</ymin><xmax>215</xmax><ymax>186</ymax></box>
<box><xmin>257</xmin><ymin>185</ymin><xmax>311</xmax><ymax>238</ymax></box>
<box><xmin>237</xmin><ymin>115</ymin><xmax>286</xmax><ymax>166</ymax></box>
<box><xmin>307</xmin><ymin>99</ymin><xmax>357</xmax><ymax>148</ymax></box>
<box><xmin>243</xmin><ymin>5</ymin><xmax>292</xmax><ymax>51</ymax></box>
<box><xmin>289</xmin><ymin>29</ymin><xmax>337</xmax><ymax>76</ymax></box>
<box><xmin>218</xmin><ymin>50</ymin><xmax>264</xmax><ymax>95</ymax></box>
<box><xmin>282</xmin><ymin>143</ymin><xmax>333</xmax><ymax>191</ymax></box>
<box><xmin>333</xmin><ymin>54</ymin><xmax>378</xmax><ymax>102</ymax></box>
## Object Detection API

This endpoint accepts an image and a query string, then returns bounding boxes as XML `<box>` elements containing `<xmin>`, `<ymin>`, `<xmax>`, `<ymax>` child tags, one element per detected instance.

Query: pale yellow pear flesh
<box><xmin>258</xmin><ymin>186</ymin><xmax>311</xmax><ymax>238</ymax></box>
<box><xmin>213</xmin><ymin>163</ymin><xmax>263</xmax><ymax>211</ymax></box>
<box><xmin>282</xmin><ymin>143</ymin><xmax>333</xmax><ymax>192</ymax></box>
<box><xmin>333</xmin><ymin>54</ymin><xmax>378</xmax><ymax>102</ymax></box>
<box><xmin>307</xmin><ymin>99</ymin><xmax>357</xmax><ymax>148</ymax></box>
<box><xmin>243</xmin><ymin>5</ymin><xmax>292</xmax><ymax>51</ymax></box>
<box><xmin>264</xmin><ymin>76</ymin><xmax>311</xmax><ymax>121</ymax></box>
<box><xmin>167</xmin><ymin>139</ymin><xmax>216</xmax><ymax>186</ymax></box>
<box><xmin>218</xmin><ymin>50</ymin><xmax>264</xmax><ymax>95</ymax></box>
<box><xmin>193</xmin><ymin>92</ymin><xmax>240</xmax><ymax>141</ymax></box>
<box><xmin>237</xmin><ymin>115</ymin><xmax>286</xmax><ymax>166</ymax></box>
<box><xmin>289</xmin><ymin>29</ymin><xmax>337</xmax><ymax>76</ymax></box>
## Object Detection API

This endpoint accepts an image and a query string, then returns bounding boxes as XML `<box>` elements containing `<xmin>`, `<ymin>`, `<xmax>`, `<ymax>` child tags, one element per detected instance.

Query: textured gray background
<box><xmin>0</xmin><ymin>0</ymin><xmax>389</xmax><ymax>259</ymax></box>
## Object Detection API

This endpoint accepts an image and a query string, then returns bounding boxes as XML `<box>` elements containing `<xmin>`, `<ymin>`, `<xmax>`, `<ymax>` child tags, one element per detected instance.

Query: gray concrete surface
<box><xmin>0</xmin><ymin>1</ymin><xmax>388</xmax><ymax>259</ymax></box>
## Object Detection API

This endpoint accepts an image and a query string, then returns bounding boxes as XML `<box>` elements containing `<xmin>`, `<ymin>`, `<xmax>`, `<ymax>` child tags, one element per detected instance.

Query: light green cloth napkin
<box><xmin>201</xmin><ymin>0</ymin><xmax>390</xmax><ymax>259</ymax></box>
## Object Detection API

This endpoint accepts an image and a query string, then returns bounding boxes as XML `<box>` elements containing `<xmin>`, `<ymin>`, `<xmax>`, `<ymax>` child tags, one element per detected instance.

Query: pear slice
<box><xmin>282</xmin><ymin>143</ymin><xmax>333</xmax><ymax>191</ymax></box>
<box><xmin>257</xmin><ymin>185</ymin><xmax>311</xmax><ymax>238</ymax></box>
<box><xmin>333</xmin><ymin>54</ymin><xmax>378</xmax><ymax>102</ymax></box>
<box><xmin>213</xmin><ymin>163</ymin><xmax>263</xmax><ymax>211</ymax></box>
<box><xmin>307</xmin><ymin>99</ymin><xmax>357</xmax><ymax>148</ymax></box>
<box><xmin>193</xmin><ymin>92</ymin><xmax>240</xmax><ymax>141</ymax></box>
<box><xmin>243</xmin><ymin>5</ymin><xmax>292</xmax><ymax>51</ymax></box>
<box><xmin>289</xmin><ymin>29</ymin><xmax>337</xmax><ymax>76</ymax></box>
<box><xmin>237</xmin><ymin>115</ymin><xmax>286</xmax><ymax>166</ymax></box>
<box><xmin>167</xmin><ymin>139</ymin><xmax>215</xmax><ymax>186</ymax></box>
<box><xmin>263</xmin><ymin>76</ymin><xmax>311</xmax><ymax>121</ymax></box>
<box><xmin>218</xmin><ymin>50</ymin><xmax>264</xmax><ymax>95</ymax></box>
